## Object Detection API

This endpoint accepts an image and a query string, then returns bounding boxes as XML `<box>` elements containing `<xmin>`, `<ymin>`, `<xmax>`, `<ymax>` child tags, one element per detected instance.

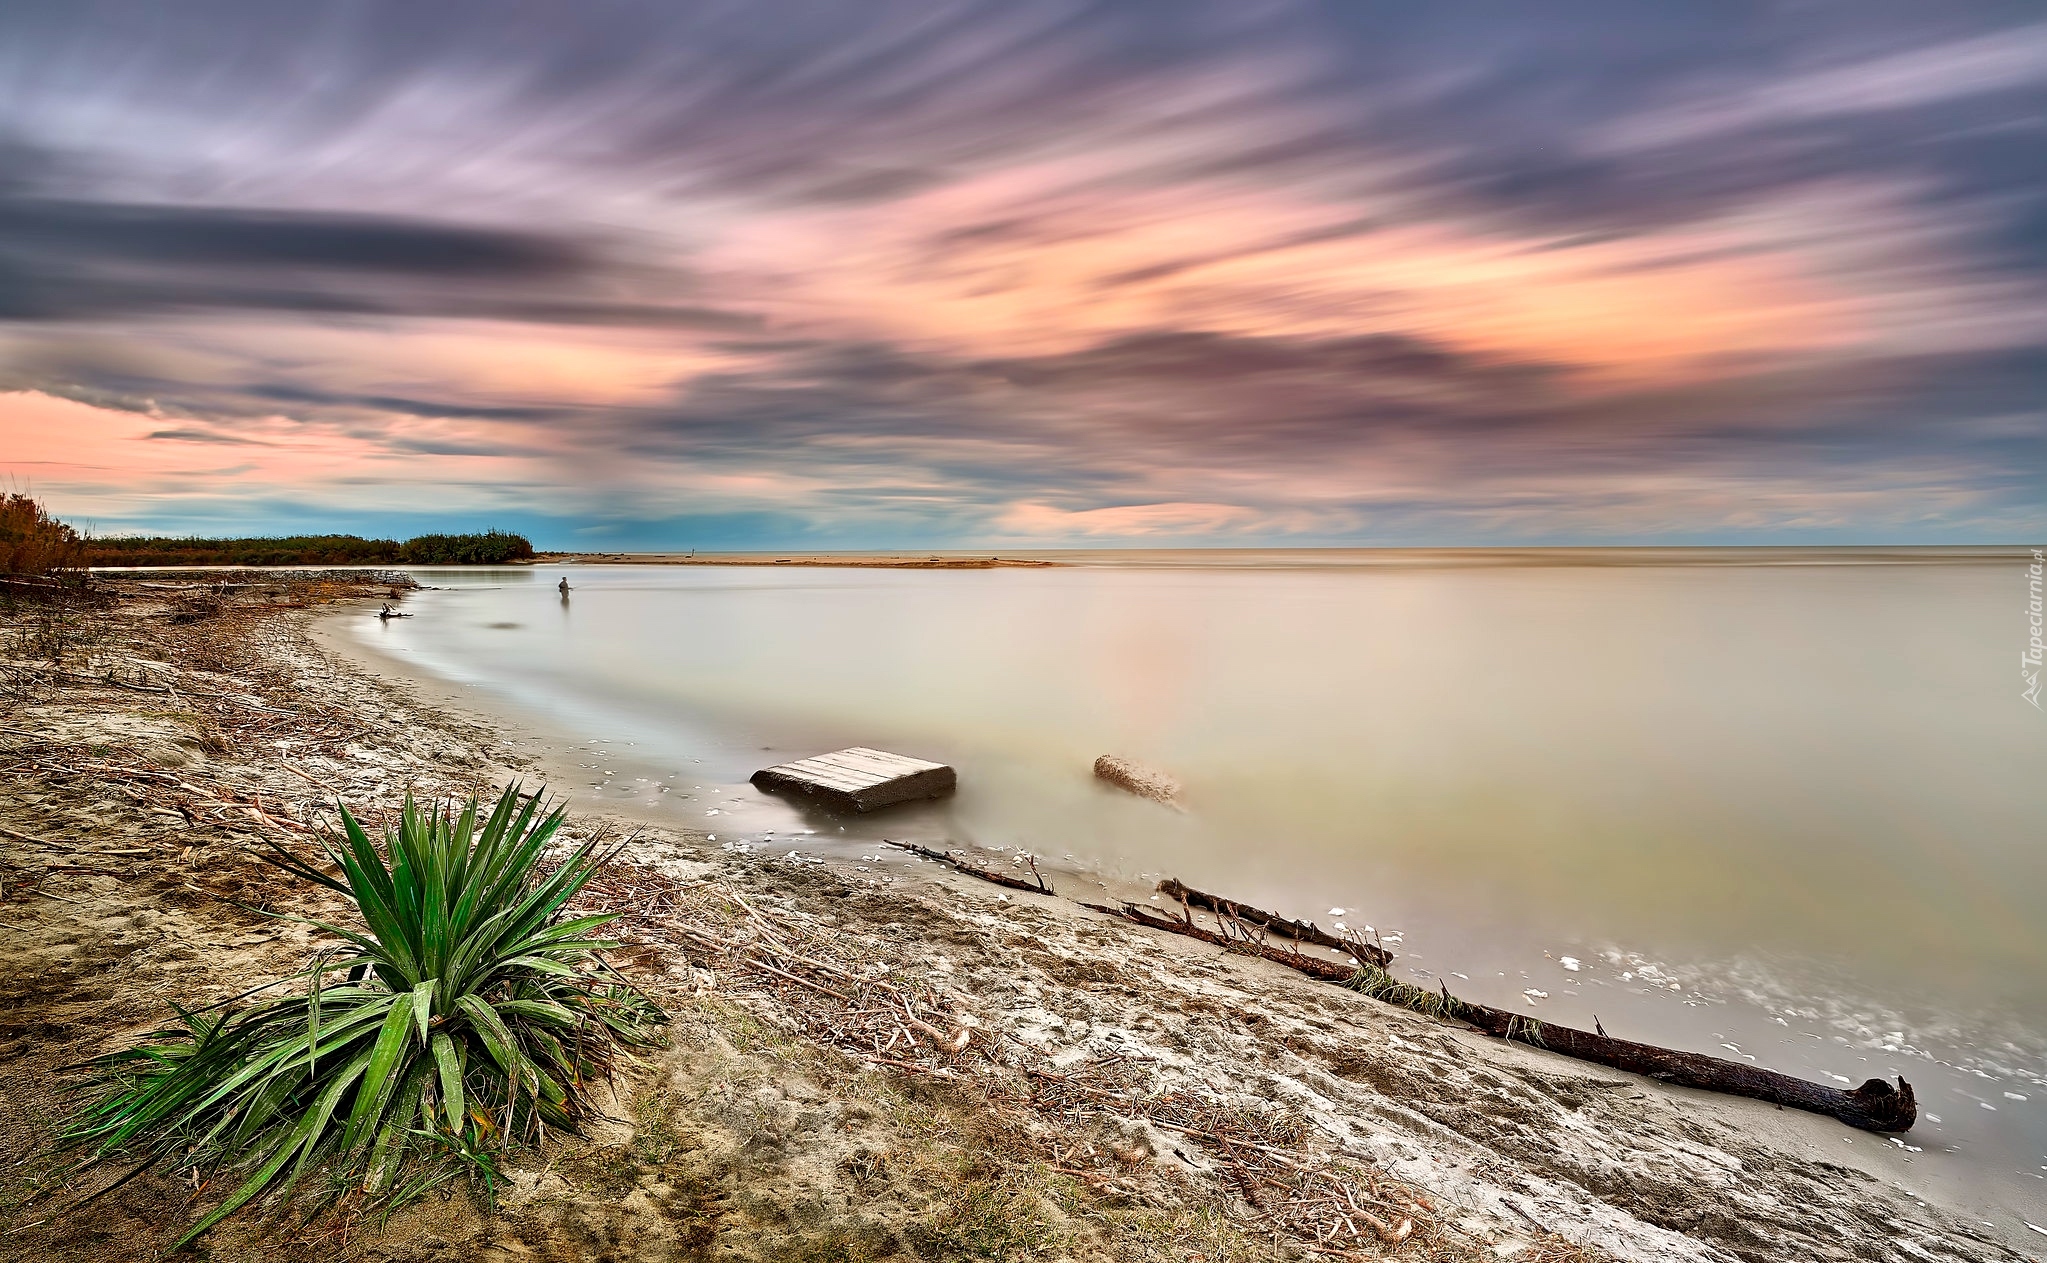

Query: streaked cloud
<box><xmin>1603</xmin><ymin>22</ymin><xmax>2047</xmax><ymax>148</ymax></box>
<box><xmin>1</xmin><ymin>1</ymin><xmax>2043</xmax><ymax>545</ymax></box>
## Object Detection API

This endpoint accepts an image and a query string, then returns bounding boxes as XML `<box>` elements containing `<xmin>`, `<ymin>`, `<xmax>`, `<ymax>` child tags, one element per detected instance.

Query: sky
<box><xmin>2</xmin><ymin>1</ymin><xmax>2045</xmax><ymax>549</ymax></box>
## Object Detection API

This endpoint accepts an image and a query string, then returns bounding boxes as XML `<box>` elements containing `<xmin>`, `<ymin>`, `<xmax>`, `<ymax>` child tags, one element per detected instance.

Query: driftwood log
<box><xmin>1092</xmin><ymin>755</ymin><xmax>1181</xmax><ymax>806</ymax></box>
<box><xmin>885</xmin><ymin>848</ymin><xmax>1917</xmax><ymax>1134</ymax></box>
<box><xmin>883</xmin><ymin>840</ymin><xmax>1053</xmax><ymax>895</ymax></box>
<box><xmin>1090</xmin><ymin>886</ymin><xmax>1916</xmax><ymax>1134</ymax></box>
<box><xmin>1155</xmin><ymin>878</ymin><xmax>1379</xmax><ymax>960</ymax></box>
<box><xmin>1449</xmin><ymin>1000</ymin><xmax>1917</xmax><ymax>1132</ymax></box>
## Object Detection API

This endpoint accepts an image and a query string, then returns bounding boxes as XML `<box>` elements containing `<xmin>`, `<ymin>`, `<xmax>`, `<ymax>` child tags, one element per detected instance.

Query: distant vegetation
<box><xmin>84</xmin><ymin>529</ymin><xmax>535</xmax><ymax>568</ymax></box>
<box><xmin>0</xmin><ymin>493</ymin><xmax>88</xmax><ymax>577</ymax></box>
<box><xmin>85</xmin><ymin>534</ymin><xmax>402</xmax><ymax>568</ymax></box>
<box><xmin>2</xmin><ymin>496</ymin><xmax>536</xmax><ymax>568</ymax></box>
<box><xmin>398</xmin><ymin>530</ymin><xmax>536</xmax><ymax>565</ymax></box>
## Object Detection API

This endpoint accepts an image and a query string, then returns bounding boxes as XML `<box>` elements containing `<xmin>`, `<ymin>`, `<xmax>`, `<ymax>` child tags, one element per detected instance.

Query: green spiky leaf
<box><xmin>56</xmin><ymin>784</ymin><xmax>666</xmax><ymax>1247</ymax></box>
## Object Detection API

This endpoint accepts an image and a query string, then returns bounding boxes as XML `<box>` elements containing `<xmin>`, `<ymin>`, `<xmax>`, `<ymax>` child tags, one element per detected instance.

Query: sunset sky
<box><xmin>3</xmin><ymin>2</ymin><xmax>2045</xmax><ymax>547</ymax></box>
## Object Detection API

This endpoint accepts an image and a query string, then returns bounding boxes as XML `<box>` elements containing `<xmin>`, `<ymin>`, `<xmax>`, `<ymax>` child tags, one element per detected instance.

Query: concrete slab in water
<box><xmin>750</xmin><ymin>747</ymin><xmax>957</xmax><ymax>813</ymax></box>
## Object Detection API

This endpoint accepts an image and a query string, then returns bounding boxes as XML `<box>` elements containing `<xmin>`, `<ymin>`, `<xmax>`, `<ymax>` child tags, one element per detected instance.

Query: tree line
<box><xmin>2</xmin><ymin>495</ymin><xmax>535</xmax><ymax>573</ymax></box>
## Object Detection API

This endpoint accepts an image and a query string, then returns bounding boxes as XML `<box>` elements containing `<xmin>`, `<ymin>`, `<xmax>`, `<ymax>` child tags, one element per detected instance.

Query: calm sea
<box><xmin>346</xmin><ymin>550</ymin><xmax>2047</xmax><ymax>1222</ymax></box>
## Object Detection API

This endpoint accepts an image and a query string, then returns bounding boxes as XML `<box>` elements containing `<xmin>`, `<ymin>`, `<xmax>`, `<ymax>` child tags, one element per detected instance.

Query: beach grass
<box><xmin>55</xmin><ymin>784</ymin><xmax>665</xmax><ymax>1247</ymax></box>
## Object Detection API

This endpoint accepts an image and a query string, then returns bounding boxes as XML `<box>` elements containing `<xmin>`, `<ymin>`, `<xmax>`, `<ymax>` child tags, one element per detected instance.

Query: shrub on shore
<box><xmin>83</xmin><ymin>530</ymin><xmax>538</xmax><ymax>567</ymax></box>
<box><xmin>0</xmin><ymin>493</ymin><xmax>87</xmax><ymax>578</ymax></box>
<box><xmin>58</xmin><ymin>786</ymin><xmax>664</xmax><ymax>1247</ymax></box>
<box><xmin>85</xmin><ymin>534</ymin><xmax>402</xmax><ymax>568</ymax></box>
<box><xmin>397</xmin><ymin>530</ymin><xmax>536</xmax><ymax>565</ymax></box>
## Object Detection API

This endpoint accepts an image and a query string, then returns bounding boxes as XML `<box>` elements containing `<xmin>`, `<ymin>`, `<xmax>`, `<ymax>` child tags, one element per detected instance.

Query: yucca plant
<box><xmin>58</xmin><ymin>785</ymin><xmax>665</xmax><ymax>1248</ymax></box>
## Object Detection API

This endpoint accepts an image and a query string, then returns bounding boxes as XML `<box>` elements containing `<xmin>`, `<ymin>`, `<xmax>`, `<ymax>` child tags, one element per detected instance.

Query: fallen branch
<box><xmin>746</xmin><ymin>954</ymin><xmax>852</xmax><ymax>1000</ymax></box>
<box><xmin>239</xmin><ymin>793</ymin><xmax>314</xmax><ymax>835</ymax></box>
<box><xmin>90</xmin><ymin>673</ymin><xmax>171</xmax><ymax>695</ymax></box>
<box><xmin>883</xmin><ymin>840</ymin><xmax>1053</xmax><ymax>894</ymax></box>
<box><xmin>0</xmin><ymin>823</ymin><xmax>63</xmax><ymax>848</ymax></box>
<box><xmin>280</xmin><ymin>762</ymin><xmax>341</xmax><ymax>794</ymax></box>
<box><xmin>1441</xmin><ymin>994</ymin><xmax>1916</xmax><ymax>1132</ymax></box>
<box><xmin>1157</xmin><ymin>877</ymin><xmax>1389</xmax><ymax>966</ymax></box>
<box><xmin>864</xmin><ymin>1054</ymin><xmax>954</xmax><ymax>1076</ymax></box>
<box><xmin>1327</xmin><ymin>958</ymin><xmax>1918</xmax><ymax>1131</ymax></box>
<box><xmin>1080</xmin><ymin>900</ymin><xmax>1367</xmax><ymax>982</ymax></box>
<box><xmin>1083</xmin><ymin>896</ymin><xmax>1917</xmax><ymax>1134</ymax></box>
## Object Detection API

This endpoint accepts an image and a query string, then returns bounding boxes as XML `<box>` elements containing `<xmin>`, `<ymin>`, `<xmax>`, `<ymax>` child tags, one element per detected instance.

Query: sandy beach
<box><xmin>1</xmin><ymin>576</ymin><xmax>2037</xmax><ymax>1262</ymax></box>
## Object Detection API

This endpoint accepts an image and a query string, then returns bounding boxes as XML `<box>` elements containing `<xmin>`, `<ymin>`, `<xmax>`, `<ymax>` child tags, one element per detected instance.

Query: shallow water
<box><xmin>350</xmin><ymin>551</ymin><xmax>2047</xmax><ymax>1221</ymax></box>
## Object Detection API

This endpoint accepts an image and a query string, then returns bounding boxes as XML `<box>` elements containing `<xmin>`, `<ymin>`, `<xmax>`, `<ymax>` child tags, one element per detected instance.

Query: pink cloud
<box><xmin>995</xmin><ymin>500</ymin><xmax>1271</xmax><ymax>538</ymax></box>
<box><xmin>0</xmin><ymin>389</ymin><xmax>539</xmax><ymax>526</ymax></box>
<box><xmin>704</xmin><ymin>134</ymin><xmax>1873</xmax><ymax>384</ymax></box>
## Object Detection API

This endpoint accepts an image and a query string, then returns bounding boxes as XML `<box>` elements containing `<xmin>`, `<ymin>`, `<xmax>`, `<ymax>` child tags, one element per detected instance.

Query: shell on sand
<box><xmin>1093</xmin><ymin>754</ymin><xmax>1181</xmax><ymax>805</ymax></box>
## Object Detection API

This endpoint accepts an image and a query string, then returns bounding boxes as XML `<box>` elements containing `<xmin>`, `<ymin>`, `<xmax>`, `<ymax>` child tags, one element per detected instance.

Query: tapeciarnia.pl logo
<box><xmin>2026</xmin><ymin>549</ymin><xmax>2044</xmax><ymax>709</ymax></box>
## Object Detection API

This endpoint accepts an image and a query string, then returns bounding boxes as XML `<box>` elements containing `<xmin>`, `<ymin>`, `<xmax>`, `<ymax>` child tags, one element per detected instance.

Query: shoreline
<box><xmin>326</xmin><ymin>599</ymin><xmax>2046</xmax><ymax>1250</ymax></box>
<box><xmin>542</xmin><ymin>552</ymin><xmax>1058</xmax><ymax>568</ymax></box>
<box><xmin>331</xmin><ymin>592</ymin><xmax>2042</xmax><ymax>1253</ymax></box>
<box><xmin>533</xmin><ymin>544</ymin><xmax>2037</xmax><ymax>569</ymax></box>
<box><xmin>1</xmin><ymin>577</ymin><xmax>2037</xmax><ymax>1261</ymax></box>
<box><xmin>74</xmin><ymin>543</ymin><xmax>2036</xmax><ymax>579</ymax></box>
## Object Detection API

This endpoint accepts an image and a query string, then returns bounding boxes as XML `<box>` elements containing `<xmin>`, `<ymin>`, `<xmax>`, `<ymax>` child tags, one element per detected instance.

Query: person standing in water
<box><xmin>558</xmin><ymin>577</ymin><xmax>571</xmax><ymax>596</ymax></box>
